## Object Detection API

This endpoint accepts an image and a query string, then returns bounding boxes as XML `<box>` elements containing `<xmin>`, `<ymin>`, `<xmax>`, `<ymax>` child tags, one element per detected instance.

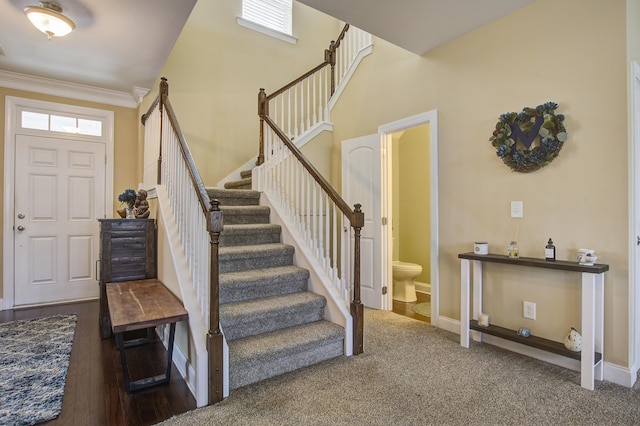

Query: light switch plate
<box><xmin>511</xmin><ymin>201</ymin><xmax>523</xmax><ymax>218</ymax></box>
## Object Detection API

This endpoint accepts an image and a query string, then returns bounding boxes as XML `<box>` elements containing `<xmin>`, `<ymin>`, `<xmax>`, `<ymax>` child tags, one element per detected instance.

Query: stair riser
<box><xmin>222</xmin><ymin>306</ymin><xmax>325</xmax><ymax>341</ymax></box>
<box><xmin>220</xmin><ymin>230</ymin><xmax>280</xmax><ymax>247</ymax></box>
<box><xmin>229</xmin><ymin>340</ymin><xmax>343</xmax><ymax>390</ymax></box>
<box><xmin>219</xmin><ymin>253</ymin><xmax>293</xmax><ymax>273</ymax></box>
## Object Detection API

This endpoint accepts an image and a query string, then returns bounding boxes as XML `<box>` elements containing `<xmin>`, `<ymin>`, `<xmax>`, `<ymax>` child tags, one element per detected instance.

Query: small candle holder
<box><xmin>477</xmin><ymin>313</ymin><xmax>489</xmax><ymax>327</ymax></box>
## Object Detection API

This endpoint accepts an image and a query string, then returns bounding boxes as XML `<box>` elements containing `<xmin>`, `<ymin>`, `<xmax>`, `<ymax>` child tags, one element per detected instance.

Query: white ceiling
<box><xmin>0</xmin><ymin>0</ymin><xmax>196</xmax><ymax>93</ymax></box>
<box><xmin>297</xmin><ymin>0</ymin><xmax>536</xmax><ymax>55</ymax></box>
<box><xmin>0</xmin><ymin>0</ymin><xmax>534</xmax><ymax>97</ymax></box>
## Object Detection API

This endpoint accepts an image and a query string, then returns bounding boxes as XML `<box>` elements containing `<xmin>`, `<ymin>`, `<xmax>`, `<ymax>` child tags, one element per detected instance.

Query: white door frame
<box><xmin>379</xmin><ymin>110</ymin><xmax>439</xmax><ymax>324</ymax></box>
<box><xmin>2</xmin><ymin>96</ymin><xmax>114</xmax><ymax>310</ymax></box>
<box><xmin>629</xmin><ymin>60</ymin><xmax>640</xmax><ymax>384</ymax></box>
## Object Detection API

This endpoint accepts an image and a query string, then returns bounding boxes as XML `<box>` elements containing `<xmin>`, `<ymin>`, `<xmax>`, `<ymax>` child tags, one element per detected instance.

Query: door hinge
<box><xmin>382</xmin><ymin>286</ymin><xmax>388</xmax><ymax>295</ymax></box>
<box><xmin>382</xmin><ymin>217</ymin><xmax>387</xmax><ymax>226</ymax></box>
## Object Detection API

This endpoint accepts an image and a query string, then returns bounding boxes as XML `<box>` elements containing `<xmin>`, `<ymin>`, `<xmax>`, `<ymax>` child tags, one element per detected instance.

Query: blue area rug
<box><xmin>0</xmin><ymin>314</ymin><xmax>77</xmax><ymax>426</ymax></box>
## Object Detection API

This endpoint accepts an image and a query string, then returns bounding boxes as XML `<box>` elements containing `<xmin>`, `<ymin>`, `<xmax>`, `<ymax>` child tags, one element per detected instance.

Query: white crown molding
<box><xmin>0</xmin><ymin>70</ymin><xmax>146</xmax><ymax>109</ymax></box>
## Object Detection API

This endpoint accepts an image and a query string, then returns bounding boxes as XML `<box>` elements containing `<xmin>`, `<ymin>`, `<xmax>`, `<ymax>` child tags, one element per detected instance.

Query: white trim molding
<box><xmin>237</xmin><ymin>16</ymin><xmax>298</xmax><ymax>44</ymax></box>
<box><xmin>0</xmin><ymin>70</ymin><xmax>146</xmax><ymax>109</ymax></box>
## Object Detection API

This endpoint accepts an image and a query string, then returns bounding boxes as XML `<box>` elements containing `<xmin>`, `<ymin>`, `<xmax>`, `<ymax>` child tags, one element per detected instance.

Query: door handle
<box><xmin>17</xmin><ymin>225</ymin><xmax>25</xmax><ymax>231</ymax></box>
<box><xmin>637</xmin><ymin>236</ymin><xmax>640</xmax><ymax>246</ymax></box>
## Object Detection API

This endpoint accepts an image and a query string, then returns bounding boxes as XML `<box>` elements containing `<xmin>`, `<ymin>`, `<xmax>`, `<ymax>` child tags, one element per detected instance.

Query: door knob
<box><xmin>637</xmin><ymin>236</ymin><xmax>640</xmax><ymax>246</ymax></box>
<box><xmin>17</xmin><ymin>225</ymin><xmax>25</xmax><ymax>231</ymax></box>
<box><xmin>17</xmin><ymin>213</ymin><xmax>25</xmax><ymax>219</ymax></box>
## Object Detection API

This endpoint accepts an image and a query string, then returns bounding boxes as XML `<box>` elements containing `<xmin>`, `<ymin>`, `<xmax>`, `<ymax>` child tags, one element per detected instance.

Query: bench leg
<box><xmin>116</xmin><ymin>322</ymin><xmax>177</xmax><ymax>392</ymax></box>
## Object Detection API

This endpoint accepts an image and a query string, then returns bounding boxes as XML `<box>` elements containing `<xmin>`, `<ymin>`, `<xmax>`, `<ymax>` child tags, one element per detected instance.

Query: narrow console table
<box><xmin>458</xmin><ymin>252</ymin><xmax>609</xmax><ymax>390</ymax></box>
<box><xmin>107</xmin><ymin>279</ymin><xmax>188</xmax><ymax>392</ymax></box>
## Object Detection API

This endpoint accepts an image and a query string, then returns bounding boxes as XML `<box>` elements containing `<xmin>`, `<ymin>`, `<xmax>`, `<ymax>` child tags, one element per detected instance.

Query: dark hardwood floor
<box><xmin>0</xmin><ymin>300</ymin><xmax>196</xmax><ymax>426</ymax></box>
<box><xmin>392</xmin><ymin>292</ymin><xmax>431</xmax><ymax>323</ymax></box>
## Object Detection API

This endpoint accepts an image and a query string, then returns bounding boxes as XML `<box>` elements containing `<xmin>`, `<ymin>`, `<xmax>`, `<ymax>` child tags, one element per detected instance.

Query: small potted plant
<box><xmin>118</xmin><ymin>188</ymin><xmax>137</xmax><ymax>218</ymax></box>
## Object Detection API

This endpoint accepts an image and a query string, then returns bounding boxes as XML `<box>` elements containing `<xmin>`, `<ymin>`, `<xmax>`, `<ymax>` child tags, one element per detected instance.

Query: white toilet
<box><xmin>392</xmin><ymin>261</ymin><xmax>423</xmax><ymax>302</ymax></box>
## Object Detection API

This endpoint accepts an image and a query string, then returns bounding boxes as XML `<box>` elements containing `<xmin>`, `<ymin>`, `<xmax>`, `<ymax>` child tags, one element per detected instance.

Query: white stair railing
<box><xmin>255</xmin><ymin>116</ymin><xmax>365</xmax><ymax>355</ymax></box>
<box><xmin>264</xmin><ymin>25</ymin><xmax>372</xmax><ymax>141</ymax></box>
<box><xmin>142</xmin><ymin>78</ymin><xmax>225</xmax><ymax>405</ymax></box>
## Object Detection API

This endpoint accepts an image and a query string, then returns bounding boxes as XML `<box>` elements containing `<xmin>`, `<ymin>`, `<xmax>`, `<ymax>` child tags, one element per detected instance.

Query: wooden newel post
<box><xmin>156</xmin><ymin>77</ymin><xmax>169</xmax><ymax>185</ymax></box>
<box><xmin>350</xmin><ymin>203</ymin><xmax>365</xmax><ymax>355</ymax></box>
<box><xmin>326</xmin><ymin>41</ymin><xmax>336</xmax><ymax>95</ymax></box>
<box><xmin>257</xmin><ymin>88</ymin><xmax>267</xmax><ymax>166</ymax></box>
<box><xmin>207</xmin><ymin>199</ymin><xmax>224</xmax><ymax>404</ymax></box>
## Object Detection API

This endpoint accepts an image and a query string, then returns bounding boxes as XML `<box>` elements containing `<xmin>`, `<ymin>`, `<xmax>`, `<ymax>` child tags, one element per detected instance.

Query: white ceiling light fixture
<box><xmin>24</xmin><ymin>2</ymin><xmax>75</xmax><ymax>41</ymax></box>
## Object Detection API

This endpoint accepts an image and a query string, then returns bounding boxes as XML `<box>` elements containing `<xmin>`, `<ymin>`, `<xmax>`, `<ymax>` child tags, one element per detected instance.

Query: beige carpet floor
<box><xmin>158</xmin><ymin>309</ymin><xmax>640</xmax><ymax>425</ymax></box>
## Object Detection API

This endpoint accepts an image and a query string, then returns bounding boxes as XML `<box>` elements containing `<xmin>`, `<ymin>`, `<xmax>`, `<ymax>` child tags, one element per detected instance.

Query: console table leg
<box><xmin>581</xmin><ymin>272</ymin><xmax>596</xmax><ymax>390</ymax></box>
<box><xmin>461</xmin><ymin>259</ymin><xmax>470</xmax><ymax>348</ymax></box>
<box><xmin>594</xmin><ymin>273</ymin><xmax>604</xmax><ymax>381</ymax></box>
<box><xmin>472</xmin><ymin>260</ymin><xmax>483</xmax><ymax>343</ymax></box>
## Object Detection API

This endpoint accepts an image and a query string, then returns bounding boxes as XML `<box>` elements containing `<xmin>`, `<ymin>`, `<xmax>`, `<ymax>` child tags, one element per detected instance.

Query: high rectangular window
<box><xmin>242</xmin><ymin>0</ymin><xmax>292</xmax><ymax>35</ymax></box>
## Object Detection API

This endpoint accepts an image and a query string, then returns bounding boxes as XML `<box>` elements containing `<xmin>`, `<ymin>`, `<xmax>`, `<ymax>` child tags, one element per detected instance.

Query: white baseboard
<box><xmin>435</xmin><ymin>316</ymin><xmax>634</xmax><ymax>388</ymax></box>
<box><xmin>415</xmin><ymin>282</ymin><xmax>430</xmax><ymax>295</ymax></box>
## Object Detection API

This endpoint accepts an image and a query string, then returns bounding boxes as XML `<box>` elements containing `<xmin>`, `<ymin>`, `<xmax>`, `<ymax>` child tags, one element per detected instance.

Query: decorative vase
<box><xmin>125</xmin><ymin>206</ymin><xmax>135</xmax><ymax>219</ymax></box>
<box><xmin>564</xmin><ymin>327</ymin><xmax>582</xmax><ymax>352</ymax></box>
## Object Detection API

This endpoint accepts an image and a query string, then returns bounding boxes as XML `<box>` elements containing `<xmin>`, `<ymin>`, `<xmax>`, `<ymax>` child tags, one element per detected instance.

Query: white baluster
<box><xmin>293</xmin><ymin>84</ymin><xmax>298</xmax><ymax>138</ymax></box>
<box><xmin>312</xmin><ymin>73</ymin><xmax>317</xmax><ymax>126</ymax></box>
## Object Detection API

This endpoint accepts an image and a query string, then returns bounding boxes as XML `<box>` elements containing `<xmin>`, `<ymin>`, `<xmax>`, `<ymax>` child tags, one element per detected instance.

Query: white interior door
<box><xmin>14</xmin><ymin>134</ymin><xmax>105</xmax><ymax>305</ymax></box>
<box><xmin>342</xmin><ymin>134</ymin><xmax>383</xmax><ymax>309</ymax></box>
<box><xmin>634</xmin><ymin>61</ymin><xmax>640</xmax><ymax>369</ymax></box>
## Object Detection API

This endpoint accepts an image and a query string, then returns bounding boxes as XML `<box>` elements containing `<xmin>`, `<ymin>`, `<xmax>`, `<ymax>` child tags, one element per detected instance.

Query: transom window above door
<box><xmin>20</xmin><ymin>110</ymin><xmax>103</xmax><ymax>137</ymax></box>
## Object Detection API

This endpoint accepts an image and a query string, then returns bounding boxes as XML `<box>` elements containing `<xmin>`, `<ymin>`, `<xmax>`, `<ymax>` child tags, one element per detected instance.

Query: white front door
<box><xmin>342</xmin><ymin>134</ymin><xmax>383</xmax><ymax>309</ymax></box>
<box><xmin>14</xmin><ymin>134</ymin><xmax>105</xmax><ymax>305</ymax></box>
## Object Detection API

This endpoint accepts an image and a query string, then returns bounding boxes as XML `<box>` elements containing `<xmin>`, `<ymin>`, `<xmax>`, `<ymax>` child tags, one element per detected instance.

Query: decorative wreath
<box><xmin>489</xmin><ymin>102</ymin><xmax>567</xmax><ymax>173</ymax></box>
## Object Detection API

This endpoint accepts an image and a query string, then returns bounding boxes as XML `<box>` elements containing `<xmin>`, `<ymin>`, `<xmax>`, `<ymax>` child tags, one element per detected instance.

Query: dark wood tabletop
<box><xmin>106</xmin><ymin>279</ymin><xmax>188</xmax><ymax>334</ymax></box>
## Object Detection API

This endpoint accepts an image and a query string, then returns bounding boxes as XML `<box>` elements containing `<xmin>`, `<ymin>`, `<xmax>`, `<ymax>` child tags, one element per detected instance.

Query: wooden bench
<box><xmin>106</xmin><ymin>278</ymin><xmax>188</xmax><ymax>392</ymax></box>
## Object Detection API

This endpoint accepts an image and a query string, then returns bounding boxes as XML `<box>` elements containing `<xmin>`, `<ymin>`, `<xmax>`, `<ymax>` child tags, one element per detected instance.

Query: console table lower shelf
<box><xmin>469</xmin><ymin>320</ymin><xmax>602</xmax><ymax>364</ymax></box>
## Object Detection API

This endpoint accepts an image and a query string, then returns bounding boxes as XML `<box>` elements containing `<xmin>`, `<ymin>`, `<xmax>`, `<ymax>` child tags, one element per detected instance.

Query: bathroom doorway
<box><xmin>379</xmin><ymin>111</ymin><xmax>439</xmax><ymax>326</ymax></box>
<box><xmin>389</xmin><ymin>126</ymin><xmax>431</xmax><ymax>323</ymax></box>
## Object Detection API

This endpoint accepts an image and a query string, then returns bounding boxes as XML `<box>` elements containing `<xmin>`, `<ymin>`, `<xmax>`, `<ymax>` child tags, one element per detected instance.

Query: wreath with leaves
<box><xmin>490</xmin><ymin>102</ymin><xmax>567</xmax><ymax>173</ymax></box>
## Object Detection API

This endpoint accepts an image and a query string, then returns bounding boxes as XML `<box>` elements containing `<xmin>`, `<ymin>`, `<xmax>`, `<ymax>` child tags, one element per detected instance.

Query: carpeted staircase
<box><xmin>207</xmin><ymin>179</ymin><xmax>344</xmax><ymax>391</ymax></box>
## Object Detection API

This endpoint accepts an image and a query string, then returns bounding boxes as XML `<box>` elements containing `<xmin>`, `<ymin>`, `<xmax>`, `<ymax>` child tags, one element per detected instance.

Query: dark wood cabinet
<box><xmin>98</xmin><ymin>219</ymin><xmax>156</xmax><ymax>339</ymax></box>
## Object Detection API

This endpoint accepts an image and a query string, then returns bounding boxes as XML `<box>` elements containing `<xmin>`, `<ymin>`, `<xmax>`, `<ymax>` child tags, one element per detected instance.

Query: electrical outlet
<box><xmin>523</xmin><ymin>301</ymin><xmax>536</xmax><ymax>320</ymax></box>
<box><xmin>511</xmin><ymin>201</ymin><xmax>523</xmax><ymax>218</ymax></box>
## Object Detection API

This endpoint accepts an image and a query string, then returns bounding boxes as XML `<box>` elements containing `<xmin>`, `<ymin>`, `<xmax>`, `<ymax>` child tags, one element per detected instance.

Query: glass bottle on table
<box><xmin>507</xmin><ymin>241</ymin><xmax>519</xmax><ymax>258</ymax></box>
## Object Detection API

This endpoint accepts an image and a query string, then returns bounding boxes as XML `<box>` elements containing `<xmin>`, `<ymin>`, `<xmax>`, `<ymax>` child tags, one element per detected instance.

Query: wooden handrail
<box><xmin>264</xmin><ymin>23</ymin><xmax>349</xmax><ymax>102</ymax></box>
<box><xmin>256</xmin><ymin>23</ymin><xmax>365</xmax><ymax>355</ymax></box>
<box><xmin>261</xmin><ymin>115</ymin><xmax>364</xmax><ymax>355</ymax></box>
<box><xmin>142</xmin><ymin>77</ymin><xmax>224</xmax><ymax>404</ymax></box>
<box><xmin>332</xmin><ymin>23</ymin><xmax>350</xmax><ymax>50</ymax></box>
<box><xmin>263</xmin><ymin>116</ymin><xmax>353</xmax><ymax>218</ymax></box>
<box><xmin>266</xmin><ymin>61</ymin><xmax>330</xmax><ymax>101</ymax></box>
<box><xmin>162</xmin><ymin>96</ymin><xmax>211</xmax><ymax>215</ymax></box>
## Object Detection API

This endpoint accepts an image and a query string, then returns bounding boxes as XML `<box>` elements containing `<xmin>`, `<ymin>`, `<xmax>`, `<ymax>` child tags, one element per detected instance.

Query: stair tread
<box><xmin>219</xmin><ymin>242</ymin><xmax>293</xmax><ymax>256</ymax></box>
<box><xmin>207</xmin><ymin>187</ymin><xmax>260</xmax><ymax>198</ymax></box>
<box><xmin>219</xmin><ymin>205</ymin><xmax>268</xmax><ymax>211</ymax></box>
<box><xmin>220</xmin><ymin>265</ymin><xmax>308</xmax><ymax>285</ymax></box>
<box><xmin>222</xmin><ymin>224</ymin><xmax>280</xmax><ymax>233</ymax></box>
<box><xmin>220</xmin><ymin>291</ymin><xmax>325</xmax><ymax>321</ymax></box>
<box><xmin>228</xmin><ymin>320</ymin><xmax>343</xmax><ymax>362</ymax></box>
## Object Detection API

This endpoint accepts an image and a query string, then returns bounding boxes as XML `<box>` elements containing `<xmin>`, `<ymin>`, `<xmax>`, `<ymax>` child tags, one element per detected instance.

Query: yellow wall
<box><xmin>398</xmin><ymin>125</ymin><xmax>430</xmax><ymax>283</ymax></box>
<box><xmin>331</xmin><ymin>0</ymin><xmax>629</xmax><ymax>365</ymax></box>
<box><xmin>139</xmin><ymin>0</ymin><xmax>342</xmax><ymax>187</ymax></box>
<box><xmin>0</xmin><ymin>87</ymin><xmax>139</xmax><ymax>299</ymax></box>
